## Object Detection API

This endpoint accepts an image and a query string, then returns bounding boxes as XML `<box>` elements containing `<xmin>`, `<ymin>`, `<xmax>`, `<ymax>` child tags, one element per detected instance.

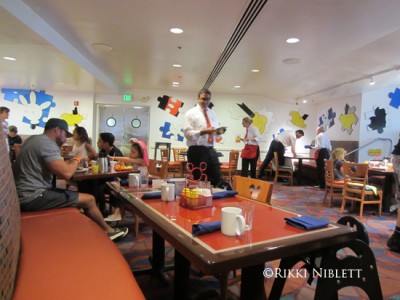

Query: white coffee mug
<box><xmin>221</xmin><ymin>207</ymin><xmax>245</xmax><ymax>236</ymax></box>
<box><xmin>161</xmin><ymin>183</ymin><xmax>175</xmax><ymax>201</ymax></box>
<box><xmin>129</xmin><ymin>173</ymin><xmax>141</xmax><ymax>187</ymax></box>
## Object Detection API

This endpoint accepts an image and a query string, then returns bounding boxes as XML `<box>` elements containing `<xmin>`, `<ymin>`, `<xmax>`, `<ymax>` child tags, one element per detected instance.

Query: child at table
<box><xmin>331</xmin><ymin>147</ymin><xmax>347</xmax><ymax>180</ymax></box>
<box><xmin>105</xmin><ymin>138</ymin><xmax>149</xmax><ymax>222</ymax></box>
<box><xmin>109</xmin><ymin>138</ymin><xmax>149</xmax><ymax>168</ymax></box>
<box><xmin>71</xmin><ymin>124</ymin><xmax>97</xmax><ymax>162</ymax></box>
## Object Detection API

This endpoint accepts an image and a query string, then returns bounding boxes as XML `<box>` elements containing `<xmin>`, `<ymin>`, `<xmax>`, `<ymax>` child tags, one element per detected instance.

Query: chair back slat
<box><xmin>160</xmin><ymin>149</ymin><xmax>169</xmax><ymax>162</ymax></box>
<box><xmin>273</xmin><ymin>152</ymin><xmax>293</xmax><ymax>185</ymax></box>
<box><xmin>221</xmin><ymin>150</ymin><xmax>239</xmax><ymax>183</ymax></box>
<box><xmin>148</xmin><ymin>159</ymin><xmax>169</xmax><ymax>179</ymax></box>
<box><xmin>324</xmin><ymin>159</ymin><xmax>334</xmax><ymax>182</ymax></box>
<box><xmin>323</xmin><ymin>160</ymin><xmax>345</xmax><ymax>207</ymax></box>
<box><xmin>343</xmin><ymin>162</ymin><xmax>369</xmax><ymax>186</ymax></box>
<box><xmin>172</xmin><ymin>147</ymin><xmax>187</xmax><ymax>162</ymax></box>
<box><xmin>233</xmin><ymin>175</ymin><xmax>273</xmax><ymax>205</ymax></box>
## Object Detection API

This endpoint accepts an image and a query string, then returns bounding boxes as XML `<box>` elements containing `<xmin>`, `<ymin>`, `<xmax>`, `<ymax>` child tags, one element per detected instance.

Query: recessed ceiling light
<box><xmin>3</xmin><ymin>56</ymin><xmax>16</xmax><ymax>61</ymax></box>
<box><xmin>92</xmin><ymin>43</ymin><xmax>113</xmax><ymax>52</ymax></box>
<box><xmin>251</xmin><ymin>69</ymin><xmax>260</xmax><ymax>73</ymax></box>
<box><xmin>172</xmin><ymin>64</ymin><xmax>182</xmax><ymax>68</ymax></box>
<box><xmin>286</xmin><ymin>37</ymin><xmax>300</xmax><ymax>44</ymax></box>
<box><xmin>233</xmin><ymin>85</ymin><xmax>241</xmax><ymax>89</ymax></box>
<box><xmin>282</xmin><ymin>58</ymin><xmax>301</xmax><ymax>64</ymax></box>
<box><xmin>172</xmin><ymin>81</ymin><xmax>179</xmax><ymax>85</ymax></box>
<box><xmin>369</xmin><ymin>77</ymin><xmax>375</xmax><ymax>85</ymax></box>
<box><xmin>302</xmin><ymin>99</ymin><xmax>308</xmax><ymax>103</ymax></box>
<box><xmin>170</xmin><ymin>28</ymin><xmax>183</xmax><ymax>34</ymax></box>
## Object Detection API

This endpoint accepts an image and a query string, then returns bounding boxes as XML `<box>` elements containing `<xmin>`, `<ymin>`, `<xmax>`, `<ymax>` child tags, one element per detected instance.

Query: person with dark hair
<box><xmin>12</xmin><ymin>118</ymin><xmax>128</xmax><ymax>241</ymax></box>
<box><xmin>71</xmin><ymin>124</ymin><xmax>97</xmax><ymax>160</ymax></box>
<box><xmin>97</xmin><ymin>132</ymin><xmax>123</xmax><ymax>157</ymax></box>
<box><xmin>240</xmin><ymin>117</ymin><xmax>261</xmax><ymax>178</ymax></box>
<box><xmin>7</xmin><ymin>125</ymin><xmax>22</xmax><ymax>162</ymax></box>
<box><xmin>0</xmin><ymin>106</ymin><xmax>10</xmax><ymax>126</ymax></box>
<box><xmin>258</xmin><ymin>129</ymin><xmax>304</xmax><ymax>179</ymax></box>
<box><xmin>8</xmin><ymin>125</ymin><xmax>22</xmax><ymax>146</ymax></box>
<box><xmin>184</xmin><ymin>89</ymin><xmax>224</xmax><ymax>187</ymax></box>
<box><xmin>0</xmin><ymin>106</ymin><xmax>10</xmax><ymax>150</ymax></box>
<box><xmin>106</xmin><ymin>138</ymin><xmax>149</xmax><ymax>222</ymax></box>
<box><xmin>309</xmin><ymin>125</ymin><xmax>332</xmax><ymax>189</ymax></box>
<box><xmin>387</xmin><ymin>134</ymin><xmax>400</xmax><ymax>253</ymax></box>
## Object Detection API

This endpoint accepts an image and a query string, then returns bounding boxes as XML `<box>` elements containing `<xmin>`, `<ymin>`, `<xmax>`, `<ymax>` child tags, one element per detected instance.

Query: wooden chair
<box><xmin>340</xmin><ymin>162</ymin><xmax>382</xmax><ymax>218</ymax></box>
<box><xmin>160</xmin><ymin>148</ymin><xmax>184</xmax><ymax>178</ymax></box>
<box><xmin>233</xmin><ymin>175</ymin><xmax>273</xmax><ymax>205</ymax></box>
<box><xmin>171</xmin><ymin>147</ymin><xmax>187</xmax><ymax>177</ymax></box>
<box><xmin>148</xmin><ymin>159</ymin><xmax>169</xmax><ymax>179</ymax></box>
<box><xmin>173</xmin><ymin>147</ymin><xmax>187</xmax><ymax>161</ymax></box>
<box><xmin>220</xmin><ymin>150</ymin><xmax>239</xmax><ymax>183</ymax></box>
<box><xmin>273</xmin><ymin>152</ymin><xmax>293</xmax><ymax>185</ymax></box>
<box><xmin>256</xmin><ymin>155</ymin><xmax>272</xmax><ymax>180</ymax></box>
<box><xmin>323</xmin><ymin>160</ymin><xmax>344</xmax><ymax>207</ymax></box>
<box><xmin>160</xmin><ymin>148</ymin><xmax>169</xmax><ymax>161</ymax></box>
<box><xmin>214</xmin><ymin>175</ymin><xmax>273</xmax><ymax>299</ymax></box>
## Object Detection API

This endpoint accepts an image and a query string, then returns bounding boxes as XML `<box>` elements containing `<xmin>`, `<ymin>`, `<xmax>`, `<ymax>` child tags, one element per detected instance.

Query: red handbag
<box><xmin>241</xmin><ymin>144</ymin><xmax>258</xmax><ymax>159</ymax></box>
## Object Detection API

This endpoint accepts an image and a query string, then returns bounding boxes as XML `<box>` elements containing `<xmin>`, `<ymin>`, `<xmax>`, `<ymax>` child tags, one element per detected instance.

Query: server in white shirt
<box><xmin>258</xmin><ymin>129</ymin><xmax>304</xmax><ymax>179</ymax></box>
<box><xmin>310</xmin><ymin>125</ymin><xmax>332</xmax><ymax>189</ymax></box>
<box><xmin>183</xmin><ymin>89</ymin><xmax>222</xmax><ymax>186</ymax></box>
<box><xmin>240</xmin><ymin>117</ymin><xmax>262</xmax><ymax>178</ymax></box>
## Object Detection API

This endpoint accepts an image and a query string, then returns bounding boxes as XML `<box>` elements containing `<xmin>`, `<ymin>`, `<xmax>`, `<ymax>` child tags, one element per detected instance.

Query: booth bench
<box><xmin>0</xmin><ymin>132</ymin><xmax>145</xmax><ymax>300</ymax></box>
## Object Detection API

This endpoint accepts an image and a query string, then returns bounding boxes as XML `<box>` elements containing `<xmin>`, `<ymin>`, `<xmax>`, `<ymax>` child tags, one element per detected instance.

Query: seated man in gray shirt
<box><xmin>12</xmin><ymin>118</ymin><xmax>128</xmax><ymax>241</ymax></box>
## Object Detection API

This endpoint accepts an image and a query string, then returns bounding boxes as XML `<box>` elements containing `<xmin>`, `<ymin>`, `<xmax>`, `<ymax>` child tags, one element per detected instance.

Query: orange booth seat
<box><xmin>13</xmin><ymin>209</ymin><xmax>144</xmax><ymax>300</ymax></box>
<box><xmin>0</xmin><ymin>128</ymin><xmax>145</xmax><ymax>300</ymax></box>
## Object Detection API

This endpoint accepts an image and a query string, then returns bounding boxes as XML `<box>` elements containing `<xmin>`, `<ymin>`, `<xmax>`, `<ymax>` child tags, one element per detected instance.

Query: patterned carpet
<box><xmin>115</xmin><ymin>183</ymin><xmax>400</xmax><ymax>299</ymax></box>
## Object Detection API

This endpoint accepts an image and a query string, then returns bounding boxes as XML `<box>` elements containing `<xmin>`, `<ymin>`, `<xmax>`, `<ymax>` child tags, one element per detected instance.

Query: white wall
<box><xmin>3</xmin><ymin>86</ymin><xmax>398</xmax><ymax>165</ymax></box>
<box><xmin>1</xmin><ymin>90</ymin><xmax>95</xmax><ymax>138</ymax></box>
<box><xmin>358</xmin><ymin>84</ymin><xmax>400</xmax><ymax>162</ymax></box>
<box><xmin>95</xmin><ymin>89</ymin><xmax>318</xmax><ymax>164</ymax></box>
<box><xmin>316</xmin><ymin>94</ymin><xmax>361</xmax><ymax>142</ymax></box>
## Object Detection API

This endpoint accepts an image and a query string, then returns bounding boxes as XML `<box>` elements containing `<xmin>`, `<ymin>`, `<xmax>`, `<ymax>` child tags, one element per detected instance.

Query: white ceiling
<box><xmin>2</xmin><ymin>0</ymin><xmax>400</xmax><ymax>104</ymax></box>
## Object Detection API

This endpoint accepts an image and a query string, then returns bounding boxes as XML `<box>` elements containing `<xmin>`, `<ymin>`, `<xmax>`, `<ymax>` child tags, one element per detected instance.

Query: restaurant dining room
<box><xmin>1</xmin><ymin>0</ymin><xmax>400</xmax><ymax>299</ymax></box>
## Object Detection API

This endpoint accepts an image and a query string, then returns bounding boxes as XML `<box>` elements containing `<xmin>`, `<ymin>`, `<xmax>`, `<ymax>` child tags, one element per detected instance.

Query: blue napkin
<box><xmin>284</xmin><ymin>215</ymin><xmax>329</xmax><ymax>230</ymax></box>
<box><xmin>212</xmin><ymin>190</ymin><xmax>238</xmax><ymax>199</ymax></box>
<box><xmin>120</xmin><ymin>179</ymin><xmax>129</xmax><ymax>186</ymax></box>
<box><xmin>141</xmin><ymin>191</ymin><xmax>161</xmax><ymax>199</ymax></box>
<box><xmin>192</xmin><ymin>221</ymin><xmax>221</xmax><ymax>236</ymax></box>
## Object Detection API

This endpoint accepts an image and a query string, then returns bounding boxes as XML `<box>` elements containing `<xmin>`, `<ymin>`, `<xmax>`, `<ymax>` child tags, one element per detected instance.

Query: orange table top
<box><xmin>141</xmin><ymin>197</ymin><xmax>331</xmax><ymax>252</ymax></box>
<box><xmin>110</xmin><ymin>183</ymin><xmax>357</xmax><ymax>274</ymax></box>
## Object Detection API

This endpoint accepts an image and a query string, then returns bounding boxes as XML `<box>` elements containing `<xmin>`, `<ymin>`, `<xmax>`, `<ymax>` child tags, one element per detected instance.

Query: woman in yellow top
<box><xmin>104</xmin><ymin>138</ymin><xmax>149</xmax><ymax>222</ymax></box>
